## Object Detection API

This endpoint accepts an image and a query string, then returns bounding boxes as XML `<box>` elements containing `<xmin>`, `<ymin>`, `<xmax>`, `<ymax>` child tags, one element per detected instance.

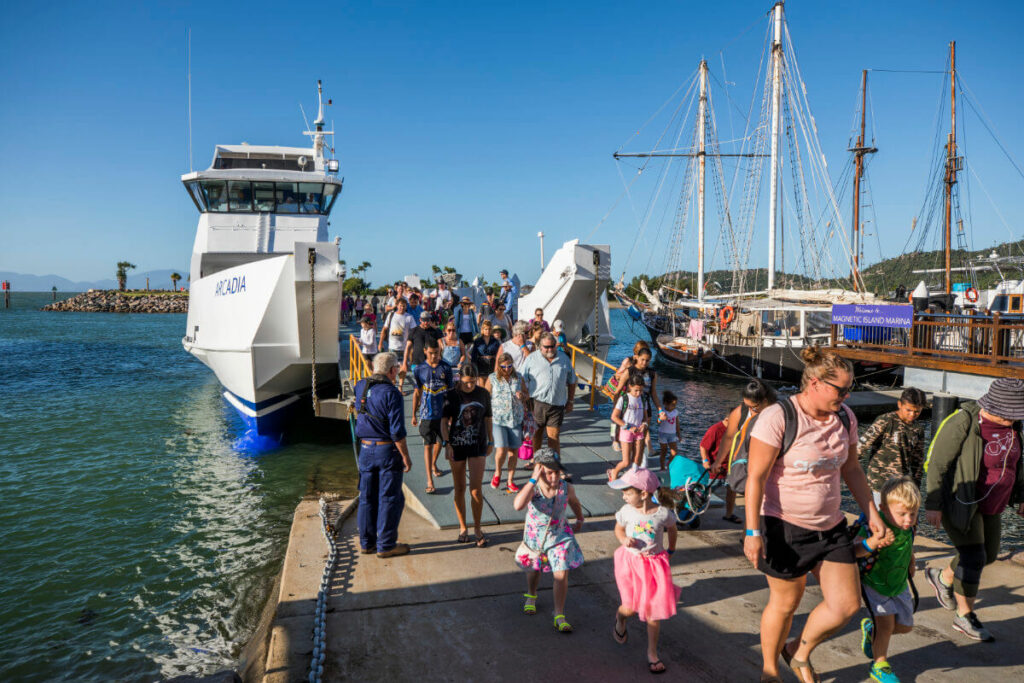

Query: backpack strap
<box><xmin>776</xmin><ymin>397</ymin><xmax>851</xmax><ymax>458</ymax></box>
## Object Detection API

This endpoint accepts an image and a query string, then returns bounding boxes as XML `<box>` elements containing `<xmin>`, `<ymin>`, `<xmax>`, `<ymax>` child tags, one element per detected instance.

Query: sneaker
<box><xmin>506</xmin><ymin>481</ymin><xmax>520</xmax><ymax>493</ymax></box>
<box><xmin>924</xmin><ymin>567</ymin><xmax>956</xmax><ymax>611</ymax></box>
<box><xmin>869</xmin><ymin>659</ymin><xmax>900</xmax><ymax>683</ymax></box>
<box><xmin>688</xmin><ymin>516</ymin><xmax>702</xmax><ymax>530</ymax></box>
<box><xmin>952</xmin><ymin>611</ymin><xmax>995</xmax><ymax>642</ymax></box>
<box><xmin>377</xmin><ymin>543</ymin><xmax>410</xmax><ymax>558</ymax></box>
<box><xmin>860</xmin><ymin>617</ymin><xmax>874</xmax><ymax>659</ymax></box>
<box><xmin>490</xmin><ymin>474</ymin><xmax>501</xmax><ymax>489</ymax></box>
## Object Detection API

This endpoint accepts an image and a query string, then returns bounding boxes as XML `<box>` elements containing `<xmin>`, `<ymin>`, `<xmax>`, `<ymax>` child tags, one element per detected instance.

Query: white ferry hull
<box><xmin>182</xmin><ymin>242</ymin><xmax>341</xmax><ymax>433</ymax></box>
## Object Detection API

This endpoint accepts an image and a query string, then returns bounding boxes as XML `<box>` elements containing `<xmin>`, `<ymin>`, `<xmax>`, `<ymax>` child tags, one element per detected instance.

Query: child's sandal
<box><xmin>553</xmin><ymin>614</ymin><xmax>573</xmax><ymax>633</ymax></box>
<box><xmin>522</xmin><ymin>593</ymin><xmax>537</xmax><ymax>615</ymax></box>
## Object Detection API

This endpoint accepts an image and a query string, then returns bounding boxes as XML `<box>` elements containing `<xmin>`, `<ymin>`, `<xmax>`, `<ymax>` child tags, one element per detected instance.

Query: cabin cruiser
<box><xmin>181</xmin><ymin>82</ymin><xmax>343</xmax><ymax>433</ymax></box>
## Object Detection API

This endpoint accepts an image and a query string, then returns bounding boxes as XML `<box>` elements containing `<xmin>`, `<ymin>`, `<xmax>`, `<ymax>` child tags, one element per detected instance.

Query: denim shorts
<box><xmin>493</xmin><ymin>425</ymin><xmax>523</xmax><ymax>449</ymax></box>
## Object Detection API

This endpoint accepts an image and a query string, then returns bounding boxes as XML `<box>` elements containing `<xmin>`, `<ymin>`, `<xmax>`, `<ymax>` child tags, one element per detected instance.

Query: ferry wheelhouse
<box><xmin>181</xmin><ymin>82</ymin><xmax>344</xmax><ymax>434</ymax></box>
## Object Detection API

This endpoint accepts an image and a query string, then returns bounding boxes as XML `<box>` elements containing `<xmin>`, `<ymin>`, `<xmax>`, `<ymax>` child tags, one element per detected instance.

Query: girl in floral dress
<box><xmin>512</xmin><ymin>449</ymin><xmax>585</xmax><ymax>633</ymax></box>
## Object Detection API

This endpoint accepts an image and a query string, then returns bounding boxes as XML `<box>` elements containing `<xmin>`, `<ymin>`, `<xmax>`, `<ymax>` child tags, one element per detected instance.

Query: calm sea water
<box><xmin>0</xmin><ymin>295</ymin><xmax>1018</xmax><ymax>681</ymax></box>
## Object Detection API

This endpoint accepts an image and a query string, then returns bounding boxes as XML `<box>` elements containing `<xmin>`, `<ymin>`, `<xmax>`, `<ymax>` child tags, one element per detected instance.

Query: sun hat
<box><xmin>978</xmin><ymin>378</ymin><xmax>1024</xmax><ymax>421</ymax></box>
<box><xmin>460</xmin><ymin>296</ymin><xmax>471</xmax><ymax>304</ymax></box>
<box><xmin>552</xmin><ymin>319</ymin><xmax>564</xmax><ymax>332</ymax></box>
<box><xmin>607</xmin><ymin>466</ymin><xmax>660</xmax><ymax>493</ymax></box>
<box><xmin>532</xmin><ymin>448</ymin><xmax>564</xmax><ymax>471</ymax></box>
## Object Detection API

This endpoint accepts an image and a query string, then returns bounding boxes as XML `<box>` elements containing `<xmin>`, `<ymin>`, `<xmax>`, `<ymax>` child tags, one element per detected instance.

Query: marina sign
<box><xmin>831</xmin><ymin>304</ymin><xmax>913</xmax><ymax>328</ymax></box>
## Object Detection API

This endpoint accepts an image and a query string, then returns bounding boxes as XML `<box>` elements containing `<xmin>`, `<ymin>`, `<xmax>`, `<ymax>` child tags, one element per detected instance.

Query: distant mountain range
<box><xmin>0</xmin><ymin>269</ymin><xmax>188</xmax><ymax>292</ymax></box>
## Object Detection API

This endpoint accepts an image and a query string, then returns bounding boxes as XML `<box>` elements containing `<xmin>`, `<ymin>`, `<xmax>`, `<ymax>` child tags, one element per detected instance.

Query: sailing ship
<box><xmin>181</xmin><ymin>82</ymin><xmax>344</xmax><ymax>434</ymax></box>
<box><xmin>612</xmin><ymin>1</ymin><xmax>891</xmax><ymax>383</ymax></box>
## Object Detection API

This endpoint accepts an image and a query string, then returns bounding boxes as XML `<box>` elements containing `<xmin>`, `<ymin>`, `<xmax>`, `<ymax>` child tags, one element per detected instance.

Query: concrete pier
<box><xmin>248</xmin><ymin>349</ymin><xmax>1024</xmax><ymax>681</ymax></box>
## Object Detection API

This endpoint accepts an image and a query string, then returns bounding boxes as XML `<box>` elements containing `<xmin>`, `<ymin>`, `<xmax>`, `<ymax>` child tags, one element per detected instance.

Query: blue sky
<box><xmin>1</xmin><ymin>1</ymin><xmax>1022</xmax><ymax>287</ymax></box>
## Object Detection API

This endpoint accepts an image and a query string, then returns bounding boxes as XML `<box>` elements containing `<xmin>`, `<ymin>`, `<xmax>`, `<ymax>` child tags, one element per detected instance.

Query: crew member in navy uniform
<box><xmin>353</xmin><ymin>352</ymin><xmax>413</xmax><ymax>558</ymax></box>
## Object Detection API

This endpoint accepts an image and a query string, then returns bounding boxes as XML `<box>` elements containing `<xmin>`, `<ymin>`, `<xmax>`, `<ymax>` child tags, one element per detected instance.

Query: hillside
<box><xmin>626</xmin><ymin>239</ymin><xmax>1024</xmax><ymax>299</ymax></box>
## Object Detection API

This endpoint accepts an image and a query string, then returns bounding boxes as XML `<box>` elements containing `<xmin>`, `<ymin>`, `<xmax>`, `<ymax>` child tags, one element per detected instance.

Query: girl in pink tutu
<box><xmin>609</xmin><ymin>466</ymin><xmax>681</xmax><ymax>674</ymax></box>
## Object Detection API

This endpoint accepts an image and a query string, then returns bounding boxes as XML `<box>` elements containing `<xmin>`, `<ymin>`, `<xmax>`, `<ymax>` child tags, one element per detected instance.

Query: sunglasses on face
<box><xmin>499</xmin><ymin>364</ymin><xmax>513</xmax><ymax>370</ymax></box>
<box><xmin>820</xmin><ymin>378</ymin><xmax>852</xmax><ymax>397</ymax></box>
<box><xmin>541</xmin><ymin>344</ymin><xmax>556</xmax><ymax>349</ymax></box>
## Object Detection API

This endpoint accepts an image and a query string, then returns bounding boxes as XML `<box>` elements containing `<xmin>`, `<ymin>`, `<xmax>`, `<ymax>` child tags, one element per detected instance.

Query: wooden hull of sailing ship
<box><xmin>643</xmin><ymin>317</ymin><xmax>896</xmax><ymax>383</ymax></box>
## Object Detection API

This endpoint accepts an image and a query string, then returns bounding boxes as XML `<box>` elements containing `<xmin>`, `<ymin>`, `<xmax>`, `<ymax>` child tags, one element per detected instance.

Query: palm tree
<box><xmin>116</xmin><ymin>261</ymin><xmax>136</xmax><ymax>291</ymax></box>
<box><xmin>171</xmin><ymin>272</ymin><xmax>182</xmax><ymax>291</ymax></box>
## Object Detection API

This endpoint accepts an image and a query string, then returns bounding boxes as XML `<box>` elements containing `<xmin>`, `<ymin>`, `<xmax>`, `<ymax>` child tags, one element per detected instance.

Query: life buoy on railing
<box><xmin>965</xmin><ymin>287</ymin><xmax>979</xmax><ymax>303</ymax></box>
<box><xmin>719</xmin><ymin>306</ymin><xmax>735</xmax><ymax>327</ymax></box>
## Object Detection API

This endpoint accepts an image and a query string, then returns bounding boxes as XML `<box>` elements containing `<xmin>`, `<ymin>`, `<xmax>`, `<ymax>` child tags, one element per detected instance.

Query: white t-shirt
<box><xmin>436</xmin><ymin>288</ymin><xmax>452</xmax><ymax>307</ymax></box>
<box><xmin>358</xmin><ymin>327</ymin><xmax>376</xmax><ymax>354</ymax></box>
<box><xmin>615</xmin><ymin>503</ymin><xmax>677</xmax><ymax>555</ymax></box>
<box><xmin>385</xmin><ymin>311</ymin><xmax>416</xmax><ymax>352</ymax></box>
<box><xmin>658</xmin><ymin>408</ymin><xmax>678</xmax><ymax>436</ymax></box>
<box><xmin>500</xmin><ymin>339</ymin><xmax>530</xmax><ymax>372</ymax></box>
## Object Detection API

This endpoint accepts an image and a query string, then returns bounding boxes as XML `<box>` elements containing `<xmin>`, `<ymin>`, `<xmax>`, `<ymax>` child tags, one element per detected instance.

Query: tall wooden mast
<box><xmin>849</xmin><ymin>70</ymin><xmax>877</xmax><ymax>292</ymax></box>
<box><xmin>767</xmin><ymin>1</ymin><xmax>783</xmax><ymax>291</ymax></box>
<box><xmin>944</xmin><ymin>41</ymin><xmax>959</xmax><ymax>295</ymax></box>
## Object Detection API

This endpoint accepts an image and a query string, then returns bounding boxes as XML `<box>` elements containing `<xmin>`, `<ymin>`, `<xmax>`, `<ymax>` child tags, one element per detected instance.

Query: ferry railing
<box><xmin>829</xmin><ymin>312</ymin><xmax>1024</xmax><ymax>370</ymax></box>
<box><xmin>348</xmin><ymin>334</ymin><xmax>374</xmax><ymax>383</ymax></box>
<box><xmin>565</xmin><ymin>342</ymin><xmax>619</xmax><ymax>410</ymax></box>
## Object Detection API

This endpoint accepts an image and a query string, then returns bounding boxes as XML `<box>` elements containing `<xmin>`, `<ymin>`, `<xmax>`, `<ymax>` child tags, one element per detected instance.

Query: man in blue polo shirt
<box><xmin>499</xmin><ymin>269</ymin><xmax>519</xmax><ymax>322</ymax></box>
<box><xmin>353</xmin><ymin>352</ymin><xmax>413</xmax><ymax>558</ymax></box>
<box><xmin>521</xmin><ymin>332</ymin><xmax>575</xmax><ymax>456</ymax></box>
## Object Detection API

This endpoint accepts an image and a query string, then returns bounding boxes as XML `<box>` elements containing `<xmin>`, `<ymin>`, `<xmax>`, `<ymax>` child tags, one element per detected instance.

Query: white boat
<box><xmin>181</xmin><ymin>82</ymin><xmax>344</xmax><ymax>433</ymax></box>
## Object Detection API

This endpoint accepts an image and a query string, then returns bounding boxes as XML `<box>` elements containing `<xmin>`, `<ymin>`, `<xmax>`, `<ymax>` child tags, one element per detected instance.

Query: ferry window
<box><xmin>200</xmin><ymin>180</ymin><xmax>228</xmax><ymax>212</ymax></box>
<box><xmin>991</xmin><ymin>295</ymin><xmax>1008</xmax><ymax>312</ymax></box>
<box><xmin>228</xmin><ymin>181</ymin><xmax>253</xmax><ymax>212</ymax></box>
<box><xmin>186</xmin><ymin>181</ymin><xmax>207</xmax><ymax>211</ymax></box>
<box><xmin>253</xmin><ymin>182</ymin><xmax>275</xmax><ymax>212</ymax></box>
<box><xmin>299</xmin><ymin>183</ymin><xmax>324</xmax><ymax>213</ymax></box>
<box><xmin>276</xmin><ymin>182</ymin><xmax>299</xmax><ymax>213</ymax></box>
<box><xmin>322</xmin><ymin>184</ymin><xmax>340</xmax><ymax>214</ymax></box>
<box><xmin>1012</xmin><ymin>295</ymin><xmax>1023</xmax><ymax>313</ymax></box>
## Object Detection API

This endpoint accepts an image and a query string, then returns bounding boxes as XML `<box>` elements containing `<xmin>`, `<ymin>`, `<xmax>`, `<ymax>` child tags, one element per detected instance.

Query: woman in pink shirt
<box><xmin>744</xmin><ymin>346</ymin><xmax>883</xmax><ymax>683</ymax></box>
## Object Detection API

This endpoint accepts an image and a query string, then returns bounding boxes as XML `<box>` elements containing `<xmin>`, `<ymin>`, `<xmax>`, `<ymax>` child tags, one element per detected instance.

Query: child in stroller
<box><xmin>665</xmin><ymin>454</ymin><xmax>721</xmax><ymax>530</ymax></box>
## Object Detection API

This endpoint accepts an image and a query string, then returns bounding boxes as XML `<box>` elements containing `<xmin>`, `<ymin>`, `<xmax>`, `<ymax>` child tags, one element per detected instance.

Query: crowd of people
<box><xmin>349</xmin><ymin>282</ymin><xmax>1024</xmax><ymax>679</ymax></box>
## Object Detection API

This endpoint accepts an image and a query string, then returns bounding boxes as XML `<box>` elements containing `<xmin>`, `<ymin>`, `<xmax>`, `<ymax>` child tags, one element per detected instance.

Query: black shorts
<box><xmin>533</xmin><ymin>400</ymin><xmax>565</xmax><ymax>428</ymax></box>
<box><xmin>759</xmin><ymin>516</ymin><xmax>856</xmax><ymax>579</ymax></box>
<box><xmin>449</xmin><ymin>447</ymin><xmax>485</xmax><ymax>462</ymax></box>
<box><xmin>418</xmin><ymin>419</ymin><xmax>442</xmax><ymax>445</ymax></box>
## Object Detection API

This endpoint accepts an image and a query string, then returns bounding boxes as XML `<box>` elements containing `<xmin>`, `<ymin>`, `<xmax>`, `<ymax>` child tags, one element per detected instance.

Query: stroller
<box><xmin>664</xmin><ymin>455</ymin><xmax>721</xmax><ymax>526</ymax></box>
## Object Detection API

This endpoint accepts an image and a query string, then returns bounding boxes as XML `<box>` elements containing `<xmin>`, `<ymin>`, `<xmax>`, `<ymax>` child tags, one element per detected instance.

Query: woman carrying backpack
<box><xmin>743</xmin><ymin>346</ymin><xmax>883</xmax><ymax>683</ymax></box>
<box><xmin>712</xmin><ymin>379</ymin><xmax>777</xmax><ymax>525</ymax></box>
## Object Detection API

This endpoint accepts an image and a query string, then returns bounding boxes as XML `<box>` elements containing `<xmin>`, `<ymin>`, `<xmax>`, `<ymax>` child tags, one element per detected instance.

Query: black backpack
<box><xmin>726</xmin><ymin>396</ymin><xmax>852</xmax><ymax>492</ymax></box>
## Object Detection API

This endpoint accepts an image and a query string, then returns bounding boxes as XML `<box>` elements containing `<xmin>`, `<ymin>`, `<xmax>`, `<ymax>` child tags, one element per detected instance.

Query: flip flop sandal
<box><xmin>613</xmin><ymin>620</ymin><xmax>627</xmax><ymax>644</ymax></box>
<box><xmin>781</xmin><ymin>642</ymin><xmax>819</xmax><ymax>683</ymax></box>
<box><xmin>475</xmin><ymin>533</ymin><xmax>489</xmax><ymax>548</ymax></box>
<box><xmin>456</xmin><ymin>531</ymin><xmax>471</xmax><ymax>543</ymax></box>
<box><xmin>522</xmin><ymin>593</ymin><xmax>537</xmax><ymax>615</ymax></box>
<box><xmin>425</xmin><ymin>485</ymin><xmax>436</xmax><ymax>494</ymax></box>
<box><xmin>432</xmin><ymin>469</ymin><xmax>443</xmax><ymax>477</ymax></box>
<box><xmin>553</xmin><ymin>614</ymin><xmax>573</xmax><ymax>633</ymax></box>
<box><xmin>648</xmin><ymin>660</ymin><xmax>666</xmax><ymax>675</ymax></box>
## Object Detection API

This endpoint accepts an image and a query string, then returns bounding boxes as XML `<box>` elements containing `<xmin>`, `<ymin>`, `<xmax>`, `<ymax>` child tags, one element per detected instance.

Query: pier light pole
<box><xmin>767</xmin><ymin>1</ymin><xmax>783</xmax><ymax>292</ymax></box>
<box><xmin>538</xmin><ymin>231</ymin><xmax>545</xmax><ymax>270</ymax></box>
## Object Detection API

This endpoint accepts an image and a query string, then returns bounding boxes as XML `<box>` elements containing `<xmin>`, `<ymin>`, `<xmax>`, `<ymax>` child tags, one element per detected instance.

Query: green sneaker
<box><xmin>860</xmin><ymin>617</ymin><xmax>874</xmax><ymax>659</ymax></box>
<box><xmin>870</xmin><ymin>659</ymin><xmax>900</xmax><ymax>683</ymax></box>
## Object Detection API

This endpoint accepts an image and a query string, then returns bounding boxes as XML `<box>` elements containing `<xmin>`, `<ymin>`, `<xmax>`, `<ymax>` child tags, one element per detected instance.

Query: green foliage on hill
<box><xmin>624</xmin><ymin>239</ymin><xmax>1024</xmax><ymax>301</ymax></box>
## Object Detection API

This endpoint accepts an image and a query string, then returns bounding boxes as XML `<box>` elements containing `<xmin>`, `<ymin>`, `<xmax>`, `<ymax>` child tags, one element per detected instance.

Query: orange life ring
<box><xmin>719</xmin><ymin>306</ymin><xmax>735</xmax><ymax>327</ymax></box>
<box><xmin>965</xmin><ymin>287</ymin><xmax>979</xmax><ymax>303</ymax></box>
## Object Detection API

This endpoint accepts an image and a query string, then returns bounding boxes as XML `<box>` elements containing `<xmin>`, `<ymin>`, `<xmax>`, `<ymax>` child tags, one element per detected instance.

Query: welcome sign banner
<box><xmin>831</xmin><ymin>304</ymin><xmax>913</xmax><ymax>329</ymax></box>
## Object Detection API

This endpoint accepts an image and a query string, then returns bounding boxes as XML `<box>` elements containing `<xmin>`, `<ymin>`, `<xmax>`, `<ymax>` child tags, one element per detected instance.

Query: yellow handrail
<box><xmin>565</xmin><ymin>342</ymin><xmax>618</xmax><ymax>410</ymax></box>
<box><xmin>349</xmin><ymin>334</ymin><xmax>373</xmax><ymax>383</ymax></box>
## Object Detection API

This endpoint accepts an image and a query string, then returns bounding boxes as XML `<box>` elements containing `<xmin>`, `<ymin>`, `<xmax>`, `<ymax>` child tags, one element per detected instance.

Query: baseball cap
<box><xmin>419</xmin><ymin>311</ymin><xmax>431</xmax><ymax>320</ymax></box>
<box><xmin>532</xmin><ymin>448</ymin><xmax>563</xmax><ymax>471</ymax></box>
<box><xmin>607</xmin><ymin>466</ymin><xmax>660</xmax><ymax>493</ymax></box>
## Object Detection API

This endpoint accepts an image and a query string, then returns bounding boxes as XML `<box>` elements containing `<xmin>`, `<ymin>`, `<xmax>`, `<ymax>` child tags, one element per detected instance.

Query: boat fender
<box><xmin>965</xmin><ymin>287</ymin><xmax>979</xmax><ymax>303</ymax></box>
<box><xmin>719</xmin><ymin>306</ymin><xmax>735</xmax><ymax>327</ymax></box>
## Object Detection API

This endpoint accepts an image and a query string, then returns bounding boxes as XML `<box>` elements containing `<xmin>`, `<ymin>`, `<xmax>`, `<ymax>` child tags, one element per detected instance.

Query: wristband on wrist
<box><xmin>862</xmin><ymin>538</ymin><xmax>875</xmax><ymax>553</ymax></box>
<box><xmin>667</xmin><ymin>549</ymin><xmax>675</xmax><ymax>556</ymax></box>
<box><xmin>745</xmin><ymin>529</ymin><xmax>762</xmax><ymax>537</ymax></box>
<box><xmin>528</xmin><ymin>478</ymin><xmax>537</xmax><ymax>485</ymax></box>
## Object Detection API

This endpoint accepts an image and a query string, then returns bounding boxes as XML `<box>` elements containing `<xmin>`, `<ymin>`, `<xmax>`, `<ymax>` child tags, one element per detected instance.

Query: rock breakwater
<box><xmin>43</xmin><ymin>290</ymin><xmax>188</xmax><ymax>313</ymax></box>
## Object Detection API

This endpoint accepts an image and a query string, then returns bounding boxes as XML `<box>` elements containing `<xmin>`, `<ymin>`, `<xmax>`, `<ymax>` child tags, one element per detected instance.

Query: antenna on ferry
<box><xmin>305</xmin><ymin>80</ymin><xmax>335</xmax><ymax>168</ymax></box>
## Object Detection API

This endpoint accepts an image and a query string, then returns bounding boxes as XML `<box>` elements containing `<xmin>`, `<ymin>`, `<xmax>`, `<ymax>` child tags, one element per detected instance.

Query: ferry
<box><xmin>181</xmin><ymin>82</ymin><xmax>343</xmax><ymax>434</ymax></box>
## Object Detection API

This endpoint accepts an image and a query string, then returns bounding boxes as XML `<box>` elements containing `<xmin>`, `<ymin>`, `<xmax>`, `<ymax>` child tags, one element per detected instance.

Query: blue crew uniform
<box><xmin>354</xmin><ymin>374</ymin><xmax>408</xmax><ymax>553</ymax></box>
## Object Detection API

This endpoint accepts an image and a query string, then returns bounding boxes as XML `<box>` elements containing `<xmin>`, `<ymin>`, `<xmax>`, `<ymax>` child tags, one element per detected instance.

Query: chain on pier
<box><xmin>309</xmin><ymin>249</ymin><xmax>319</xmax><ymax>413</ymax></box>
<box><xmin>309</xmin><ymin>497</ymin><xmax>337</xmax><ymax>683</ymax></box>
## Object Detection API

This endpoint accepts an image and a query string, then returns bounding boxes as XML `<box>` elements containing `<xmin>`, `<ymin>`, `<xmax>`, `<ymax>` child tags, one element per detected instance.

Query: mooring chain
<box><xmin>309</xmin><ymin>249</ymin><xmax>319</xmax><ymax>413</ymax></box>
<box><xmin>309</xmin><ymin>497</ymin><xmax>337</xmax><ymax>683</ymax></box>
